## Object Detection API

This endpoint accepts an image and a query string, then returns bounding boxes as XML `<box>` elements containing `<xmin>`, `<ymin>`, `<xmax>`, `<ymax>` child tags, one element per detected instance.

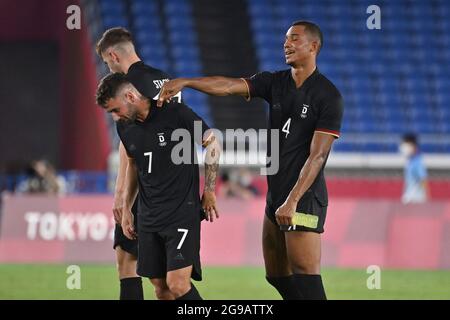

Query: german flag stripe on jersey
<box><xmin>315</xmin><ymin>128</ymin><xmax>340</xmax><ymax>138</ymax></box>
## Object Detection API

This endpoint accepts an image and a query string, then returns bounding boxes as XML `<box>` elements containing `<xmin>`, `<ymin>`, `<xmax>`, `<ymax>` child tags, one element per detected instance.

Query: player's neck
<box><xmin>136</xmin><ymin>100</ymin><xmax>151</xmax><ymax>122</ymax></box>
<box><xmin>123</xmin><ymin>55</ymin><xmax>142</xmax><ymax>74</ymax></box>
<box><xmin>290</xmin><ymin>60</ymin><xmax>316</xmax><ymax>88</ymax></box>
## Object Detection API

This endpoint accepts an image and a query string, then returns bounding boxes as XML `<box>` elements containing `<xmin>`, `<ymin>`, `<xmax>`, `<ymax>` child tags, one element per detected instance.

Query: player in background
<box><xmin>96</xmin><ymin>27</ymin><xmax>180</xmax><ymax>300</ymax></box>
<box><xmin>157</xmin><ymin>21</ymin><xmax>343</xmax><ymax>300</ymax></box>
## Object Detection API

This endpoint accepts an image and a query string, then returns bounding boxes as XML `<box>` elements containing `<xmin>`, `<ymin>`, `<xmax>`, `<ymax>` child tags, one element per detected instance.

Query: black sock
<box><xmin>120</xmin><ymin>277</ymin><xmax>144</xmax><ymax>300</ymax></box>
<box><xmin>292</xmin><ymin>274</ymin><xmax>327</xmax><ymax>300</ymax></box>
<box><xmin>266</xmin><ymin>275</ymin><xmax>303</xmax><ymax>300</ymax></box>
<box><xmin>176</xmin><ymin>283</ymin><xmax>203</xmax><ymax>300</ymax></box>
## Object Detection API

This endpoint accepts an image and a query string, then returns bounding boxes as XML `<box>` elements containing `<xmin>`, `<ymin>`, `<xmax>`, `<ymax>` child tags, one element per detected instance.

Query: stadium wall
<box><xmin>0</xmin><ymin>0</ymin><xmax>110</xmax><ymax>170</ymax></box>
<box><xmin>1</xmin><ymin>194</ymin><xmax>449</xmax><ymax>269</ymax></box>
<box><xmin>242</xmin><ymin>176</ymin><xmax>450</xmax><ymax>200</ymax></box>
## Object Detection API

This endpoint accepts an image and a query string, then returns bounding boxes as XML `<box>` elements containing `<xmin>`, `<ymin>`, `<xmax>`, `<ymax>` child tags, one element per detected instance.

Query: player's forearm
<box><xmin>123</xmin><ymin>161</ymin><xmax>138</xmax><ymax>210</ymax></box>
<box><xmin>182</xmin><ymin>77</ymin><xmax>247</xmax><ymax>97</ymax></box>
<box><xmin>114</xmin><ymin>143</ymin><xmax>128</xmax><ymax>195</ymax></box>
<box><xmin>204</xmin><ymin>140</ymin><xmax>221</xmax><ymax>192</ymax></box>
<box><xmin>287</xmin><ymin>154</ymin><xmax>327</xmax><ymax>204</ymax></box>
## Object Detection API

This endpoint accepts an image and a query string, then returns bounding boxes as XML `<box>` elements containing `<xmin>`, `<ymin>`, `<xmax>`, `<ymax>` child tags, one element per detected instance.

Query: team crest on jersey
<box><xmin>301</xmin><ymin>104</ymin><xmax>309</xmax><ymax>119</ymax></box>
<box><xmin>157</xmin><ymin>133</ymin><xmax>167</xmax><ymax>146</ymax></box>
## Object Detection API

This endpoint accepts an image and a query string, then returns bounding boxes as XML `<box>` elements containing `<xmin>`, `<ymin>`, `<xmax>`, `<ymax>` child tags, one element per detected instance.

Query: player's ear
<box><xmin>124</xmin><ymin>90</ymin><xmax>135</xmax><ymax>103</ymax></box>
<box><xmin>110</xmin><ymin>50</ymin><xmax>119</xmax><ymax>63</ymax></box>
<box><xmin>310</xmin><ymin>40</ymin><xmax>319</xmax><ymax>55</ymax></box>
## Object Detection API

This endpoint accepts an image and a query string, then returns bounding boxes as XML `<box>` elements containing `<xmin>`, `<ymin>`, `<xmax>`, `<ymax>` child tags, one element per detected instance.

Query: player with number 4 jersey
<box><xmin>157</xmin><ymin>21</ymin><xmax>343</xmax><ymax>300</ymax></box>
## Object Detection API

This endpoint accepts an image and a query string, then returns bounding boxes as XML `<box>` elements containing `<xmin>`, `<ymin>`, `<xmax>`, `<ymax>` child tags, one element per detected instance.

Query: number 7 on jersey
<box><xmin>144</xmin><ymin>152</ymin><xmax>152</xmax><ymax>173</ymax></box>
<box><xmin>177</xmin><ymin>228</ymin><xmax>189</xmax><ymax>249</ymax></box>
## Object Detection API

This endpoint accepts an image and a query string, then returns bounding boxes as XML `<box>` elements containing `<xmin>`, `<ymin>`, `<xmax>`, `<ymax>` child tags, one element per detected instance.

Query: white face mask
<box><xmin>239</xmin><ymin>174</ymin><xmax>252</xmax><ymax>187</ymax></box>
<box><xmin>399</xmin><ymin>142</ymin><xmax>415</xmax><ymax>157</ymax></box>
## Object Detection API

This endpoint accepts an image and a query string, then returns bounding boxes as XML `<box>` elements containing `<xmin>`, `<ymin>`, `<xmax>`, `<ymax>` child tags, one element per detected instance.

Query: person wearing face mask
<box><xmin>399</xmin><ymin>133</ymin><xmax>429</xmax><ymax>204</ymax></box>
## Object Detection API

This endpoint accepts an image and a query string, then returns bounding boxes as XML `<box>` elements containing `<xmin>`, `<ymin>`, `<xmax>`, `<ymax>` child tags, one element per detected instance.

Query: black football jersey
<box><xmin>127</xmin><ymin>61</ymin><xmax>182</xmax><ymax>103</ymax></box>
<box><xmin>245</xmin><ymin>68</ymin><xmax>344</xmax><ymax>209</ymax></box>
<box><xmin>117</xmin><ymin>101</ymin><xmax>210</xmax><ymax>232</ymax></box>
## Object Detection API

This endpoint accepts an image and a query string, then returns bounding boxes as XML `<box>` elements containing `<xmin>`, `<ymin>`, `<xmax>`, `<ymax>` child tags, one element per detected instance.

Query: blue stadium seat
<box><xmin>247</xmin><ymin>0</ymin><xmax>450</xmax><ymax>153</ymax></box>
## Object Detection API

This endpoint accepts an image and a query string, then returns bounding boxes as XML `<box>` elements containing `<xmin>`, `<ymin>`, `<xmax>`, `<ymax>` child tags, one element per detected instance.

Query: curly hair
<box><xmin>95</xmin><ymin>72</ymin><xmax>129</xmax><ymax>107</ymax></box>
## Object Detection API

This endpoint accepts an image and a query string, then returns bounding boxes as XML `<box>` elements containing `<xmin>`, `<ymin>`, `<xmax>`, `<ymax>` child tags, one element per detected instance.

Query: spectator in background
<box><xmin>16</xmin><ymin>159</ymin><xmax>66</xmax><ymax>195</ymax></box>
<box><xmin>219</xmin><ymin>168</ymin><xmax>260</xmax><ymax>199</ymax></box>
<box><xmin>399</xmin><ymin>134</ymin><xmax>428</xmax><ymax>204</ymax></box>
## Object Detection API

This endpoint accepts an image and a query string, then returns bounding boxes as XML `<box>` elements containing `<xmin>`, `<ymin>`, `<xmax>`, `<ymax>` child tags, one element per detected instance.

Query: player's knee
<box><xmin>290</xmin><ymin>260</ymin><xmax>320</xmax><ymax>274</ymax></box>
<box><xmin>166</xmin><ymin>278</ymin><xmax>191</xmax><ymax>297</ymax></box>
<box><xmin>117</xmin><ymin>262</ymin><xmax>137</xmax><ymax>278</ymax></box>
<box><xmin>116</xmin><ymin>254</ymin><xmax>138</xmax><ymax>278</ymax></box>
<box><xmin>154</xmin><ymin>287</ymin><xmax>173</xmax><ymax>300</ymax></box>
<box><xmin>150</xmin><ymin>279</ymin><xmax>173</xmax><ymax>300</ymax></box>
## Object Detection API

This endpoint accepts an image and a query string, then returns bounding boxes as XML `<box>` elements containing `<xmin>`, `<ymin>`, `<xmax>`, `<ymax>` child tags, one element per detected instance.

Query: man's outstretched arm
<box><xmin>157</xmin><ymin>77</ymin><xmax>249</xmax><ymax>106</ymax></box>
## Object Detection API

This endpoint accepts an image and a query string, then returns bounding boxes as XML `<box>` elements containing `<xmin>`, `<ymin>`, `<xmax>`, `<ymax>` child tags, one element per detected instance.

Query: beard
<box><xmin>119</xmin><ymin>104</ymin><xmax>138</xmax><ymax>124</ymax></box>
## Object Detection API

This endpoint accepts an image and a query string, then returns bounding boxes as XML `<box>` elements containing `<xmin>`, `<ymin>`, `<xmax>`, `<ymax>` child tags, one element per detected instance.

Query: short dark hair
<box><xmin>402</xmin><ymin>133</ymin><xmax>418</xmax><ymax>146</ymax></box>
<box><xmin>96</xmin><ymin>27</ymin><xmax>133</xmax><ymax>56</ymax></box>
<box><xmin>291</xmin><ymin>20</ymin><xmax>323</xmax><ymax>55</ymax></box>
<box><xmin>95</xmin><ymin>72</ymin><xmax>130</xmax><ymax>107</ymax></box>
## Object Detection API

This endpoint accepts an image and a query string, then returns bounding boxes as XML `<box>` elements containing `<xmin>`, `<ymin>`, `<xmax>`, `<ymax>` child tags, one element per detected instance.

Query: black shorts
<box><xmin>113</xmin><ymin>202</ymin><xmax>138</xmax><ymax>257</ymax></box>
<box><xmin>266</xmin><ymin>190</ymin><xmax>327</xmax><ymax>234</ymax></box>
<box><xmin>137</xmin><ymin>216</ymin><xmax>202</xmax><ymax>281</ymax></box>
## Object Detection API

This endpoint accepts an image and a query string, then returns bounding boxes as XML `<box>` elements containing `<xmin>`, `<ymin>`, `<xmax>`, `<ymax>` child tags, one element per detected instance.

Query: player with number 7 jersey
<box><xmin>96</xmin><ymin>72</ymin><xmax>221</xmax><ymax>300</ymax></box>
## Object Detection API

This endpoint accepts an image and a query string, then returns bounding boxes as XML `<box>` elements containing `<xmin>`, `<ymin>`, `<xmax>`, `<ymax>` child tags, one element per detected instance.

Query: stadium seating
<box><xmin>94</xmin><ymin>0</ymin><xmax>449</xmax><ymax>153</ymax></box>
<box><xmin>96</xmin><ymin>0</ymin><xmax>211</xmax><ymax>123</ymax></box>
<box><xmin>161</xmin><ymin>0</ymin><xmax>212</xmax><ymax>123</ymax></box>
<box><xmin>247</xmin><ymin>0</ymin><xmax>450</xmax><ymax>153</ymax></box>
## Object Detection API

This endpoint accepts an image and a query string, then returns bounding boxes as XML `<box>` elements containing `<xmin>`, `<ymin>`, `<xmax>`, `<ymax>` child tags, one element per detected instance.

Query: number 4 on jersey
<box><xmin>282</xmin><ymin>118</ymin><xmax>291</xmax><ymax>138</ymax></box>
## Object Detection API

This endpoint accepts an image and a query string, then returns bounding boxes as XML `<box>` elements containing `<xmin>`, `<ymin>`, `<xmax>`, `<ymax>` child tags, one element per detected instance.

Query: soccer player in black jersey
<box><xmin>157</xmin><ymin>21</ymin><xmax>343</xmax><ymax>300</ymax></box>
<box><xmin>96</xmin><ymin>73</ymin><xmax>220</xmax><ymax>300</ymax></box>
<box><xmin>95</xmin><ymin>27</ymin><xmax>181</xmax><ymax>299</ymax></box>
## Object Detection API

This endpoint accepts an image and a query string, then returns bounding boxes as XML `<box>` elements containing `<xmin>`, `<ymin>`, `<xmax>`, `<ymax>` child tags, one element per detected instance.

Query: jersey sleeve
<box><xmin>244</xmin><ymin>71</ymin><xmax>273</xmax><ymax>102</ymax></box>
<box><xmin>115</xmin><ymin>124</ymin><xmax>133</xmax><ymax>158</ymax></box>
<box><xmin>315</xmin><ymin>94</ymin><xmax>344</xmax><ymax>139</ymax></box>
<box><xmin>176</xmin><ymin>103</ymin><xmax>211</xmax><ymax>146</ymax></box>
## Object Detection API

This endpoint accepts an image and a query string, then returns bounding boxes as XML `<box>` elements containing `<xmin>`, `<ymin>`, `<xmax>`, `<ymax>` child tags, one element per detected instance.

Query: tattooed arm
<box><xmin>201</xmin><ymin>131</ymin><xmax>221</xmax><ymax>222</ymax></box>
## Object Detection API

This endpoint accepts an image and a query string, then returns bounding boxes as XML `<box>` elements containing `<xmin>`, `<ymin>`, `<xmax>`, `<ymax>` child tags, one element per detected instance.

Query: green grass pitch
<box><xmin>0</xmin><ymin>264</ymin><xmax>449</xmax><ymax>299</ymax></box>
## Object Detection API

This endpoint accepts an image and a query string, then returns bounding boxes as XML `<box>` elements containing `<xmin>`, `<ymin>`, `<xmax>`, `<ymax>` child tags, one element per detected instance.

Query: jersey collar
<box><xmin>290</xmin><ymin>67</ymin><xmax>320</xmax><ymax>90</ymax></box>
<box><xmin>127</xmin><ymin>61</ymin><xmax>145</xmax><ymax>74</ymax></box>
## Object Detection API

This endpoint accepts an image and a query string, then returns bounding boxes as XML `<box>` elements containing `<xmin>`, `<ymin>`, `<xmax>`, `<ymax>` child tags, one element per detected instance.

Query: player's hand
<box><xmin>275</xmin><ymin>199</ymin><xmax>297</xmax><ymax>226</ymax></box>
<box><xmin>157</xmin><ymin>79</ymin><xmax>186</xmax><ymax>107</ymax></box>
<box><xmin>112</xmin><ymin>193</ymin><xmax>124</xmax><ymax>224</ymax></box>
<box><xmin>121</xmin><ymin>208</ymin><xmax>137</xmax><ymax>240</ymax></box>
<box><xmin>201</xmin><ymin>191</ymin><xmax>219</xmax><ymax>223</ymax></box>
